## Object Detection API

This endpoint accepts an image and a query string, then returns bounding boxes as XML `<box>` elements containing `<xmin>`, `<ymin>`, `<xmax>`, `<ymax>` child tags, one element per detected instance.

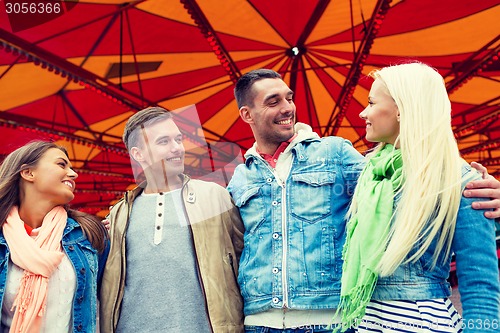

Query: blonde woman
<box><xmin>337</xmin><ymin>62</ymin><xmax>499</xmax><ymax>332</ymax></box>
<box><xmin>0</xmin><ymin>141</ymin><xmax>108</xmax><ymax>332</ymax></box>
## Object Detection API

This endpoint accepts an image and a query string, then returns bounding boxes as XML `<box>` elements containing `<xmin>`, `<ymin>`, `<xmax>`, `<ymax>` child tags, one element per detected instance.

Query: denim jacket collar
<box><xmin>244</xmin><ymin>122</ymin><xmax>320</xmax><ymax>166</ymax></box>
<box><xmin>63</xmin><ymin>217</ymin><xmax>80</xmax><ymax>235</ymax></box>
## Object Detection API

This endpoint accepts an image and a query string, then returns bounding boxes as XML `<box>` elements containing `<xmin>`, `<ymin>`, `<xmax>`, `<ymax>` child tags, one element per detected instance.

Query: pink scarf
<box><xmin>3</xmin><ymin>206</ymin><xmax>66</xmax><ymax>333</ymax></box>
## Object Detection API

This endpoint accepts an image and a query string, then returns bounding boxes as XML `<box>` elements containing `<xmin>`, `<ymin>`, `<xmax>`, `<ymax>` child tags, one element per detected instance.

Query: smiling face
<box><xmin>131</xmin><ymin>118</ymin><xmax>185</xmax><ymax>187</ymax></box>
<box><xmin>239</xmin><ymin>78</ymin><xmax>296</xmax><ymax>154</ymax></box>
<box><xmin>23</xmin><ymin>147</ymin><xmax>78</xmax><ymax>205</ymax></box>
<box><xmin>359</xmin><ymin>78</ymin><xmax>400</xmax><ymax>145</ymax></box>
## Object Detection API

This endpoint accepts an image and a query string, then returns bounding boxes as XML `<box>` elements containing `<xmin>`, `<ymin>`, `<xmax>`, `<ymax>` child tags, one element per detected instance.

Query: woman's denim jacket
<box><xmin>372</xmin><ymin>163</ymin><xmax>500</xmax><ymax>330</ymax></box>
<box><xmin>0</xmin><ymin>218</ymin><xmax>108</xmax><ymax>332</ymax></box>
<box><xmin>228</xmin><ymin>126</ymin><xmax>365</xmax><ymax>315</ymax></box>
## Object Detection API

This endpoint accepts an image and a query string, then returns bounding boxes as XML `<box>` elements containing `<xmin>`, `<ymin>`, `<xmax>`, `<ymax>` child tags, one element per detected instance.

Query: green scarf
<box><xmin>336</xmin><ymin>144</ymin><xmax>403</xmax><ymax>331</ymax></box>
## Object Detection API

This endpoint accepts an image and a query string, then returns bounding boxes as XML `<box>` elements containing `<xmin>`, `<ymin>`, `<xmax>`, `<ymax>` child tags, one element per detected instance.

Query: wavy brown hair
<box><xmin>0</xmin><ymin>141</ymin><xmax>108</xmax><ymax>253</ymax></box>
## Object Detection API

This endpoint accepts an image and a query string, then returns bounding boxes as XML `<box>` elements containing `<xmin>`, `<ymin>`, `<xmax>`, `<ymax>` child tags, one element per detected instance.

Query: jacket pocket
<box><xmin>290</xmin><ymin>171</ymin><xmax>336</xmax><ymax>224</ymax></box>
<box><xmin>227</xmin><ymin>252</ymin><xmax>238</xmax><ymax>285</ymax></box>
<box><xmin>234</xmin><ymin>185</ymin><xmax>266</xmax><ymax>234</ymax></box>
<box><xmin>79</xmin><ymin>242</ymin><xmax>98</xmax><ymax>277</ymax></box>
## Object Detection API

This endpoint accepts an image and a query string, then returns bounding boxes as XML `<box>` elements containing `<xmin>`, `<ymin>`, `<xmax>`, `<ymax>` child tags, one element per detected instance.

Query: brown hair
<box><xmin>234</xmin><ymin>68</ymin><xmax>281</xmax><ymax>108</ymax></box>
<box><xmin>0</xmin><ymin>141</ymin><xmax>107</xmax><ymax>252</ymax></box>
<box><xmin>122</xmin><ymin>106</ymin><xmax>173</xmax><ymax>151</ymax></box>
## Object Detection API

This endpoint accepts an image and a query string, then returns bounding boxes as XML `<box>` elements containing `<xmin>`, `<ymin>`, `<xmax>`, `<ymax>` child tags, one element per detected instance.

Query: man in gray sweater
<box><xmin>100</xmin><ymin>107</ymin><xmax>245</xmax><ymax>333</ymax></box>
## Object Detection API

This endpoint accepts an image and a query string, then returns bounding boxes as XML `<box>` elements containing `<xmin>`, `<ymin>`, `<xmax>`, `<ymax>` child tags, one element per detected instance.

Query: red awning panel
<box><xmin>0</xmin><ymin>0</ymin><xmax>498</xmax><ymax>215</ymax></box>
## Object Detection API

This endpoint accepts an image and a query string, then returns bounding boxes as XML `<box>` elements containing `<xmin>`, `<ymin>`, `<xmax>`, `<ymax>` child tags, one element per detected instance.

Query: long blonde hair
<box><xmin>355</xmin><ymin>62</ymin><xmax>469</xmax><ymax>276</ymax></box>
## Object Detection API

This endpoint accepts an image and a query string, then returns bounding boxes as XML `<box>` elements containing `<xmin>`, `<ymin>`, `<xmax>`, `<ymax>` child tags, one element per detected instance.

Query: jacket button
<box><xmin>272</xmin><ymin>268</ymin><xmax>279</xmax><ymax>274</ymax></box>
<box><xmin>77</xmin><ymin>324</ymin><xmax>82</xmax><ymax>331</ymax></box>
<box><xmin>78</xmin><ymin>296</ymin><xmax>84</xmax><ymax>304</ymax></box>
<box><xmin>80</xmin><ymin>268</ymin><xmax>86</xmax><ymax>274</ymax></box>
<box><xmin>272</xmin><ymin>233</ymin><xmax>279</xmax><ymax>239</ymax></box>
<box><xmin>272</xmin><ymin>297</ymin><xmax>280</xmax><ymax>304</ymax></box>
<box><xmin>272</xmin><ymin>201</ymin><xmax>278</xmax><ymax>206</ymax></box>
<box><xmin>68</xmin><ymin>245</ymin><xmax>74</xmax><ymax>251</ymax></box>
<box><xmin>266</xmin><ymin>178</ymin><xmax>273</xmax><ymax>183</ymax></box>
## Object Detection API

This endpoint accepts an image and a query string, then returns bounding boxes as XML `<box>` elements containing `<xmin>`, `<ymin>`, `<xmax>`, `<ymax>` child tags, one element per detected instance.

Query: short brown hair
<box><xmin>234</xmin><ymin>69</ymin><xmax>281</xmax><ymax>109</ymax></box>
<box><xmin>123</xmin><ymin>107</ymin><xmax>173</xmax><ymax>151</ymax></box>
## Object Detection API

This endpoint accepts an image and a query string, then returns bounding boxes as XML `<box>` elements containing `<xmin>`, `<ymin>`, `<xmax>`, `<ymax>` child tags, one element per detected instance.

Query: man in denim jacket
<box><xmin>227</xmin><ymin>69</ymin><xmax>500</xmax><ymax>333</ymax></box>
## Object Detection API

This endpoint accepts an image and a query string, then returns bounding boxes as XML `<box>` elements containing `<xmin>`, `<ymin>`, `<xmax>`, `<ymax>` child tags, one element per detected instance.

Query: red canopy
<box><xmin>1</xmin><ymin>0</ymin><xmax>499</xmax><ymax>216</ymax></box>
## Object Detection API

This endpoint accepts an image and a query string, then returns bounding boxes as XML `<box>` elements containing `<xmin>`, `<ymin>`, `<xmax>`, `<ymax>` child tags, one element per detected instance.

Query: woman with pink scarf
<box><xmin>0</xmin><ymin>141</ymin><xmax>108</xmax><ymax>333</ymax></box>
